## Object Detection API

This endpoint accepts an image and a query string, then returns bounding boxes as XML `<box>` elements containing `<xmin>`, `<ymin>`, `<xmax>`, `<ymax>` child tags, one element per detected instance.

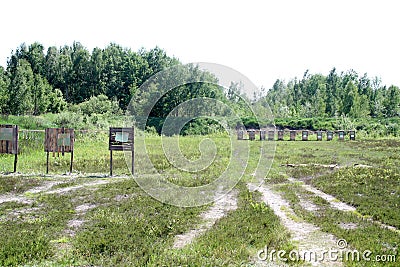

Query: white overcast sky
<box><xmin>0</xmin><ymin>0</ymin><xmax>399</xmax><ymax>90</ymax></box>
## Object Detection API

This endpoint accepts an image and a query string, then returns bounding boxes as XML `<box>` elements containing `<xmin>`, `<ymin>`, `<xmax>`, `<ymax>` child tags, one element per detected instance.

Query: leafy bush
<box><xmin>0</xmin><ymin>115</ymin><xmax>55</xmax><ymax>129</ymax></box>
<box><xmin>78</xmin><ymin>94</ymin><xmax>121</xmax><ymax>116</ymax></box>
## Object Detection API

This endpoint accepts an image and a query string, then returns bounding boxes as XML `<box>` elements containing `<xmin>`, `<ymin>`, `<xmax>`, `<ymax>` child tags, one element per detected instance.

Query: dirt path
<box><xmin>0</xmin><ymin>178</ymin><xmax>115</xmax><ymax>205</ymax></box>
<box><xmin>173</xmin><ymin>190</ymin><xmax>238</xmax><ymax>249</ymax></box>
<box><xmin>248</xmin><ymin>183</ymin><xmax>343</xmax><ymax>267</ymax></box>
<box><xmin>44</xmin><ymin>179</ymin><xmax>113</xmax><ymax>195</ymax></box>
<box><xmin>0</xmin><ymin>180</ymin><xmax>65</xmax><ymax>205</ymax></box>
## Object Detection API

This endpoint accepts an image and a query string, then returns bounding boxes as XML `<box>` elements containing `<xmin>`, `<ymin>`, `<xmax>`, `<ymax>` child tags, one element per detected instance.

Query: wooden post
<box><xmin>302</xmin><ymin>130</ymin><xmax>309</xmax><ymax>141</ymax></box>
<box><xmin>237</xmin><ymin>130</ymin><xmax>244</xmax><ymax>140</ymax></box>
<box><xmin>260</xmin><ymin>130</ymin><xmax>266</xmax><ymax>141</ymax></box>
<box><xmin>46</xmin><ymin>152</ymin><xmax>49</xmax><ymax>174</ymax></box>
<box><xmin>13</xmin><ymin>154</ymin><xmax>17</xmax><ymax>173</ymax></box>
<box><xmin>290</xmin><ymin>130</ymin><xmax>296</xmax><ymax>141</ymax></box>
<box><xmin>350</xmin><ymin>130</ymin><xmax>355</xmax><ymax>140</ymax></box>
<box><xmin>248</xmin><ymin>130</ymin><xmax>255</xmax><ymax>141</ymax></box>
<box><xmin>327</xmin><ymin>131</ymin><xmax>333</xmax><ymax>141</ymax></box>
<box><xmin>70</xmin><ymin>150</ymin><xmax>74</xmax><ymax>173</ymax></box>
<box><xmin>268</xmin><ymin>130</ymin><xmax>275</xmax><ymax>141</ymax></box>
<box><xmin>338</xmin><ymin>130</ymin><xmax>345</xmax><ymax>141</ymax></box>
<box><xmin>317</xmin><ymin>131</ymin><xmax>323</xmax><ymax>141</ymax></box>
<box><xmin>110</xmin><ymin>150</ymin><xmax>113</xmax><ymax>176</ymax></box>
<box><xmin>13</xmin><ymin>125</ymin><xmax>18</xmax><ymax>172</ymax></box>
<box><xmin>278</xmin><ymin>130</ymin><xmax>284</xmax><ymax>141</ymax></box>
<box><xmin>131</xmin><ymin>126</ymin><xmax>135</xmax><ymax>175</ymax></box>
<box><xmin>61</xmin><ymin>127</ymin><xmax>65</xmax><ymax>157</ymax></box>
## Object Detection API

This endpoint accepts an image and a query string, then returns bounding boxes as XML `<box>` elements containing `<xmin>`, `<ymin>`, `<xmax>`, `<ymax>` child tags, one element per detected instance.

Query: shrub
<box><xmin>78</xmin><ymin>95</ymin><xmax>120</xmax><ymax>116</ymax></box>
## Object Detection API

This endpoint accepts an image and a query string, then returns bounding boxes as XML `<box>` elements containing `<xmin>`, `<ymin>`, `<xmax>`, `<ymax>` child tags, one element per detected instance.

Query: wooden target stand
<box><xmin>238</xmin><ymin>129</ymin><xmax>356</xmax><ymax>141</ymax></box>
<box><xmin>109</xmin><ymin>127</ymin><xmax>134</xmax><ymax>176</ymax></box>
<box><xmin>45</xmin><ymin>128</ymin><xmax>74</xmax><ymax>174</ymax></box>
<box><xmin>0</xmin><ymin>125</ymin><xmax>18</xmax><ymax>172</ymax></box>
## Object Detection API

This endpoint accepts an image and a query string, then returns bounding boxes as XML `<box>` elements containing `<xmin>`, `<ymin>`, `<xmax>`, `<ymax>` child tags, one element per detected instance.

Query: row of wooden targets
<box><xmin>237</xmin><ymin>129</ymin><xmax>356</xmax><ymax>141</ymax></box>
<box><xmin>0</xmin><ymin>125</ymin><xmax>134</xmax><ymax>175</ymax></box>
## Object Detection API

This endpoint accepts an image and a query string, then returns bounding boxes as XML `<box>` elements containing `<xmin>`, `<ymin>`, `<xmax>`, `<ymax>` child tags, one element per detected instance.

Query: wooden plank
<box><xmin>45</xmin><ymin>128</ymin><xmax>74</xmax><ymax>173</ymax></box>
<box><xmin>45</xmin><ymin>128</ymin><xmax>74</xmax><ymax>153</ymax></box>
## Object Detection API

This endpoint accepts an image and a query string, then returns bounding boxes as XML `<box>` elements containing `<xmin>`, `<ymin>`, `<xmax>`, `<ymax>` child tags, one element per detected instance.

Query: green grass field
<box><xmin>0</xmin><ymin>133</ymin><xmax>399</xmax><ymax>266</ymax></box>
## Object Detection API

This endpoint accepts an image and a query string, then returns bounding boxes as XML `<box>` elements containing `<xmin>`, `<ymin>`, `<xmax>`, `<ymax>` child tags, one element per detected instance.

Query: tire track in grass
<box><xmin>44</xmin><ymin>179</ymin><xmax>114</xmax><ymax>195</ymax></box>
<box><xmin>173</xmin><ymin>190</ymin><xmax>238</xmax><ymax>249</ymax></box>
<box><xmin>287</xmin><ymin>178</ymin><xmax>356</xmax><ymax>212</ymax></box>
<box><xmin>248</xmin><ymin>183</ymin><xmax>343</xmax><ymax>267</ymax></box>
<box><xmin>288</xmin><ymin>177</ymin><xmax>400</xmax><ymax>233</ymax></box>
<box><xmin>0</xmin><ymin>178</ymin><xmax>117</xmax><ymax>206</ymax></box>
<box><xmin>0</xmin><ymin>180</ymin><xmax>64</xmax><ymax>205</ymax></box>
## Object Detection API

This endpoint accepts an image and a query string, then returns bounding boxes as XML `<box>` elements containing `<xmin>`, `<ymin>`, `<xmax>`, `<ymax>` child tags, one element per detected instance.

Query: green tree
<box><xmin>325</xmin><ymin>68</ymin><xmax>340</xmax><ymax>116</ymax></box>
<box><xmin>383</xmin><ymin>85</ymin><xmax>400</xmax><ymax>117</ymax></box>
<box><xmin>27</xmin><ymin>42</ymin><xmax>46</xmax><ymax>75</ymax></box>
<box><xmin>8</xmin><ymin>59</ymin><xmax>35</xmax><ymax>115</ymax></box>
<box><xmin>47</xmin><ymin>89</ymin><xmax>67</xmax><ymax>113</ymax></box>
<box><xmin>0</xmin><ymin>67</ymin><xmax>10</xmax><ymax>113</ymax></box>
<box><xmin>70</xmin><ymin>42</ymin><xmax>91</xmax><ymax>103</ymax></box>
<box><xmin>32</xmin><ymin>74</ymin><xmax>52</xmax><ymax>115</ymax></box>
<box><xmin>58</xmin><ymin>46</ymin><xmax>74</xmax><ymax>102</ymax></box>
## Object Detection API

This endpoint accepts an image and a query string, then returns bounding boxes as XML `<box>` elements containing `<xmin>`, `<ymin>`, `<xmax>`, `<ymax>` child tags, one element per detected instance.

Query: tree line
<box><xmin>0</xmin><ymin>41</ymin><xmax>399</xmax><ymax>123</ymax></box>
<box><xmin>0</xmin><ymin>42</ymin><xmax>182</xmax><ymax>115</ymax></box>
<box><xmin>261</xmin><ymin>68</ymin><xmax>400</xmax><ymax>118</ymax></box>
